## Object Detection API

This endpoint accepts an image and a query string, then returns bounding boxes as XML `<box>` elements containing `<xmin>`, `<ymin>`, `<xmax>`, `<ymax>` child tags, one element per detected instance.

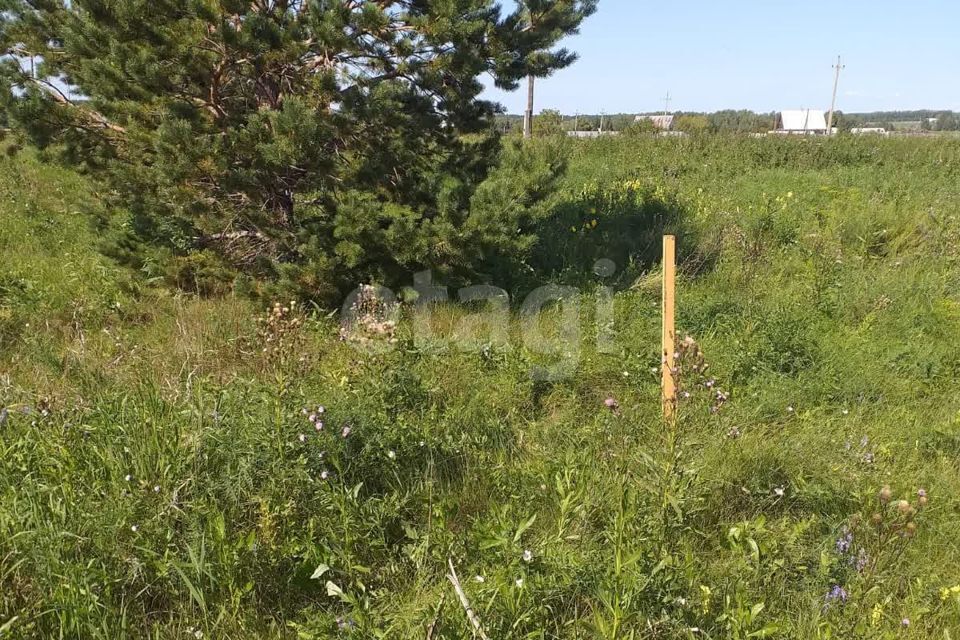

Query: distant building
<box><xmin>634</xmin><ymin>114</ymin><xmax>674</xmax><ymax>131</ymax></box>
<box><xmin>772</xmin><ymin>110</ymin><xmax>829</xmax><ymax>135</ymax></box>
<box><xmin>567</xmin><ymin>130</ymin><xmax>620</xmax><ymax>138</ymax></box>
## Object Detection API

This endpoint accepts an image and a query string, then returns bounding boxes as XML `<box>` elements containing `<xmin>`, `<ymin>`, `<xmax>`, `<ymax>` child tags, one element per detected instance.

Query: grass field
<box><xmin>3</xmin><ymin>135</ymin><xmax>960</xmax><ymax>639</ymax></box>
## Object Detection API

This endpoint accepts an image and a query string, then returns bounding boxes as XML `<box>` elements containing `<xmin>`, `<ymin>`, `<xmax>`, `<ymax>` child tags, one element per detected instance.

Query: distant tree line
<box><xmin>496</xmin><ymin>109</ymin><xmax>960</xmax><ymax>135</ymax></box>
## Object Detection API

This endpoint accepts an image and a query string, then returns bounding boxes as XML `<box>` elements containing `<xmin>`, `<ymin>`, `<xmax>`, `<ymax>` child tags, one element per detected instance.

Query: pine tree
<box><xmin>0</xmin><ymin>0</ymin><xmax>596</xmax><ymax>301</ymax></box>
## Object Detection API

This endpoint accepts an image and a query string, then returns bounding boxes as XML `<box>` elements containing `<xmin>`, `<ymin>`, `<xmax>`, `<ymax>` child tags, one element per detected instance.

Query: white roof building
<box><xmin>773</xmin><ymin>110</ymin><xmax>828</xmax><ymax>134</ymax></box>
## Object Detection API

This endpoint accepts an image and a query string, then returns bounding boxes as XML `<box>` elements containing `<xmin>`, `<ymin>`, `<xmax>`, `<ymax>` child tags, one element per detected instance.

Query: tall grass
<box><xmin>2</xmin><ymin>136</ymin><xmax>960</xmax><ymax>638</ymax></box>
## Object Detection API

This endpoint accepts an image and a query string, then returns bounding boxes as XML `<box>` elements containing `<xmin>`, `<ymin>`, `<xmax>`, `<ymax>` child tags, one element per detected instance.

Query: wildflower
<box><xmin>918</xmin><ymin>488</ymin><xmax>928</xmax><ymax>507</ymax></box>
<box><xmin>842</xmin><ymin>409</ymin><xmax>849</xmax><ymax>415</ymax></box>
<box><xmin>836</xmin><ymin>530</ymin><xmax>853</xmax><ymax>554</ymax></box>
<box><xmin>387</xmin><ymin>450</ymin><xmax>396</xmax><ymax>460</ymax></box>
<box><xmin>940</xmin><ymin>585</ymin><xmax>960</xmax><ymax>601</ymax></box>
<box><xmin>853</xmin><ymin>548</ymin><xmax>869</xmax><ymax>572</ymax></box>
<box><xmin>901</xmin><ymin>618</ymin><xmax>910</xmax><ymax>628</ymax></box>
<box><xmin>904</xmin><ymin>522</ymin><xmax>917</xmax><ymax>537</ymax></box>
<box><xmin>879</xmin><ymin>486</ymin><xmax>892</xmax><ymax>503</ymax></box>
<box><xmin>773</xmin><ymin>486</ymin><xmax>785</xmax><ymax>497</ymax></box>
<box><xmin>298</xmin><ymin>433</ymin><xmax>307</xmax><ymax>443</ymax></box>
<box><xmin>786</xmin><ymin>405</ymin><xmax>794</xmax><ymax>413</ymax></box>
<box><xmin>320</xmin><ymin>470</ymin><xmax>330</xmax><ymax>481</ymax></box>
<box><xmin>515</xmin><ymin>578</ymin><xmax>524</xmax><ymax>588</ymax></box>
<box><xmin>871</xmin><ymin>512</ymin><xmax>883</xmax><ymax>525</ymax></box>
<box><xmin>727</xmin><ymin>427</ymin><xmax>741</xmax><ymax>439</ymax></box>
<box><xmin>863</xmin><ymin>452</ymin><xmax>875</xmax><ymax>464</ymax></box>
<box><xmin>341</xmin><ymin>426</ymin><xmax>351</xmax><ymax>438</ymax></box>
<box><xmin>315</xmin><ymin>421</ymin><xmax>324</xmax><ymax>432</ymax></box>
<box><xmin>317</xmin><ymin>406</ymin><xmax>325</xmax><ymax>414</ymax></box>
<box><xmin>308</xmin><ymin>413</ymin><xmax>317</xmax><ymax>423</ymax></box>
<box><xmin>131</xmin><ymin>524</ymin><xmax>139</xmax><ymax>533</ymax></box>
<box><xmin>124</xmin><ymin>474</ymin><xmax>132</xmax><ymax>482</ymax></box>
<box><xmin>522</xmin><ymin>549</ymin><xmax>533</xmax><ymax>563</ymax></box>
<box><xmin>897</xmin><ymin>500</ymin><xmax>911</xmax><ymax>515</ymax></box>
<box><xmin>824</xmin><ymin>585</ymin><xmax>848</xmax><ymax>607</ymax></box>
<box><xmin>474</xmin><ymin>575</ymin><xmax>485</xmax><ymax>583</ymax></box>
<box><xmin>604</xmin><ymin>396</ymin><xmax>619</xmax><ymax>411</ymax></box>
<box><xmin>153</xmin><ymin>485</ymin><xmax>160</xmax><ymax>493</ymax></box>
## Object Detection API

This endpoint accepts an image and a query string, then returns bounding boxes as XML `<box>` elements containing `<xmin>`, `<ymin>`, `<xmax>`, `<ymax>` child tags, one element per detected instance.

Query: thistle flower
<box><xmin>604</xmin><ymin>396</ymin><xmax>619</xmax><ymax>410</ymax></box>
<box><xmin>879</xmin><ymin>485</ymin><xmax>892</xmax><ymax>503</ymax></box>
<box><xmin>901</xmin><ymin>618</ymin><xmax>910</xmax><ymax>628</ymax></box>
<box><xmin>897</xmin><ymin>500</ymin><xmax>912</xmax><ymax>515</ymax></box>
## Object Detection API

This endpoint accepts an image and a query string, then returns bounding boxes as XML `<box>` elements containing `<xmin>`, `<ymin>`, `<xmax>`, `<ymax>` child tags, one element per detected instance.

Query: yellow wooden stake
<box><xmin>661</xmin><ymin>235</ymin><xmax>677</xmax><ymax>420</ymax></box>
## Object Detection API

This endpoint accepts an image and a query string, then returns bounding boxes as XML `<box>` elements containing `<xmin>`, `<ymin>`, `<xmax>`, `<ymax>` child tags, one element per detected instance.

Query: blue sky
<box><xmin>483</xmin><ymin>0</ymin><xmax>960</xmax><ymax>114</ymax></box>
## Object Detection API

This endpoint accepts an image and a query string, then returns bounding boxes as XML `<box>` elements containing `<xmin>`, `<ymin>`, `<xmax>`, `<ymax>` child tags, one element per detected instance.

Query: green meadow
<box><xmin>3</xmin><ymin>135</ymin><xmax>960</xmax><ymax>638</ymax></box>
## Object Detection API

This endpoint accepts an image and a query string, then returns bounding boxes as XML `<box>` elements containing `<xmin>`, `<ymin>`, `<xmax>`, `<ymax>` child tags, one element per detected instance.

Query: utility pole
<box><xmin>827</xmin><ymin>55</ymin><xmax>844</xmax><ymax>135</ymax></box>
<box><xmin>663</xmin><ymin>91</ymin><xmax>672</xmax><ymax>116</ymax></box>
<box><xmin>574</xmin><ymin>112</ymin><xmax>579</xmax><ymax>133</ymax></box>
<box><xmin>523</xmin><ymin>75</ymin><xmax>535</xmax><ymax>139</ymax></box>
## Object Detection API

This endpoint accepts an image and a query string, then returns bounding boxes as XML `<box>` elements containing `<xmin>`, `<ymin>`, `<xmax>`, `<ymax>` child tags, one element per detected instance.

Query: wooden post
<box><xmin>661</xmin><ymin>235</ymin><xmax>677</xmax><ymax>420</ymax></box>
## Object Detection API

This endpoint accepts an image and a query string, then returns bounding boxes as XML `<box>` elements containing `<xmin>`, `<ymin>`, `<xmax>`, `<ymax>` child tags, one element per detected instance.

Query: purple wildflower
<box><xmin>836</xmin><ymin>530</ymin><xmax>853</xmax><ymax>555</ymax></box>
<box><xmin>851</xmin><ymin>548</ymin><xmax>869</xmax><ymax>572</ymax></box>
<box><xmin>824</xmin><ymin>585</ymin><xmax>848</xmax><ymax>607</ymax></box>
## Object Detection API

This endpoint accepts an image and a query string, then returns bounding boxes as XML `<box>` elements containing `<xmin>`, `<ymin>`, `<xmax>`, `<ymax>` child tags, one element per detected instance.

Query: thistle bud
<box><xmin>871</xmin><ymin>512</ymin><xmax>883</xmax><ymax>526</ymax></box>
<box><xmin>897</xmin><ymin>500</ymin><xmax>912</xmax><ymax>515</ymax></box>
<box><xmin>879</xmin><ymin>485</ymin><xmax>892</xmax><ymax>503</ymax></box>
